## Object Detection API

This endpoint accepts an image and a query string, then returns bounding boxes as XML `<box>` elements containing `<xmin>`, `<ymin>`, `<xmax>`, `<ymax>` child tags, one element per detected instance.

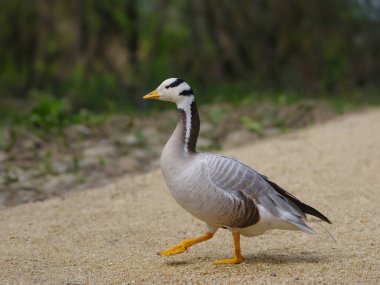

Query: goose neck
<box><xmin>174</xmin><ymin>97</ymin><xmax>200</xmax><ymax>155</ymax></box>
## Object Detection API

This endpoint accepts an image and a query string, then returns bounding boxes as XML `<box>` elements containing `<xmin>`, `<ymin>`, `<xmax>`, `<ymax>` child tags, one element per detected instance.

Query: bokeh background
<box><xmin>1</xmin><ymin>0</ymin><xmax>380</xmax><ymax>117</ymax></box>
<box><xmin>1</xmin><ymin>0</ymin><xmax>380</xmax><ymax>208</ymax></box>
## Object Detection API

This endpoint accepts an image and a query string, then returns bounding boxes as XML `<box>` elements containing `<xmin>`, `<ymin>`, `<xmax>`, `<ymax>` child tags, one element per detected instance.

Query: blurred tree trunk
<box><xmin>135</xmin><ymin>0</ymin><xmax>168</xmax><ymax>104</ymax></box>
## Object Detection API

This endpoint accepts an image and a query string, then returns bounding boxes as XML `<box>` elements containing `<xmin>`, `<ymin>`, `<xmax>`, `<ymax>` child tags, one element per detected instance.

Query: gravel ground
<box><xmin>0</xmin><ymin>109</ymin><xmax>379</xmax><ymax>284</ymax></box>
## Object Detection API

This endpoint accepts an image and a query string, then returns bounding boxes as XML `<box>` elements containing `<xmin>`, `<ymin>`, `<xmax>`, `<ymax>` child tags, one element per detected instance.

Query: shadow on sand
<box><xmin>163</xmin><ymin>251</ymin><xmax>330</xmax><ymax>266</ymax></box>
<box><xmin>244</xmin><ymin>251</ymin><xmax>329</xmax><ymax>265</ymax></box>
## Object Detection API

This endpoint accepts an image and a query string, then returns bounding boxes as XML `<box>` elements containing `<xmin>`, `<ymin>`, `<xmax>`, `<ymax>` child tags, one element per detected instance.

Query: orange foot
<box><xmin>213</xmin><ymin>232</ymin><xmax>244</xmax><ymax>264</ymax></box>
<box><xmin>213</xmin><ymin>255</ymin><xmax>244</xmax><ymax>265</ymax></box>
<box><xmin>159</xmin><ymin>241</ymin><xmax>189</xmax><ymax>256</ymax></box>
<box><xmin>158</xmin><ymin>232</ymin><xmax>214</xmax><ymax>256</ymax></box>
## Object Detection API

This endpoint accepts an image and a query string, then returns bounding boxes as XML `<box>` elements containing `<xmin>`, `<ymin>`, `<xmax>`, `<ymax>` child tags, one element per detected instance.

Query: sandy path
<box><xmin>1</xmin><ymin>110</ymin><xmax>379</xmax><ymax>284</ymax></box>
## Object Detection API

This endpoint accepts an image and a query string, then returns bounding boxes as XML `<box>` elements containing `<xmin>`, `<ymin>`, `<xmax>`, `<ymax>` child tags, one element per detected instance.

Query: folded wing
<box><xmin>205</xmin><ymin>154</ymin><xmax>330</xmax><ymax>232</ymax></box>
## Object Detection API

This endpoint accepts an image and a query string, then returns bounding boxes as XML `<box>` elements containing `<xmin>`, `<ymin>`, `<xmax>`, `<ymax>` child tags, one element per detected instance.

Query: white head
<box><xmin>143</xmin><ymin>78</ymin><xmax>195</xmax><ymax>107</ymax></box>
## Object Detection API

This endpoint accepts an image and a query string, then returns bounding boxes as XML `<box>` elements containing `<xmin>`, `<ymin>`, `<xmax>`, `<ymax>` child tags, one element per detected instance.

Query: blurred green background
<box><xmin>0</xmin><ymin>0</ymin><xmax>379</xmax><ymax>120</ymax></box>
<box><xmin>1</xmin><ymin>0</ymin><xmax>380</xmax><ymax>208</ymax></box>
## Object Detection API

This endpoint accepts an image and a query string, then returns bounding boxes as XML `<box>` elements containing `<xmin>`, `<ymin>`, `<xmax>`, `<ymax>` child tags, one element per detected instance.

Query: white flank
<box><xmin>177</xmin><ymin>95</ymin><xmax>195</xmax><ymax>154</ymax></box>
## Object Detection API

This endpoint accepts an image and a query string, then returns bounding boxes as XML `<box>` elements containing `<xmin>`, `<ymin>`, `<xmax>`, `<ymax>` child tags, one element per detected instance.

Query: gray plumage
<box><xmin>149</xmin><ymin>78</ymin><xmax>331</xmax><ymax>239</ymax></box>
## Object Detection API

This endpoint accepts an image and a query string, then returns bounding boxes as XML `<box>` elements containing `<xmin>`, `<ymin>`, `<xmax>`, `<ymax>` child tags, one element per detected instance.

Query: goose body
<box><xmin>144</xmin><ymin>78</ymin><xmax>331</xmax><ymax>264</ymax></box>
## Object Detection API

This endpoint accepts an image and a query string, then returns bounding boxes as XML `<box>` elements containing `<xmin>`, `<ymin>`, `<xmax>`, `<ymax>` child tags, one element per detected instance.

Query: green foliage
<box><xmin>0</xmin><ymin>0</ymin><xmax>36</xmax><ymax>94</ymax></box>
<box><xmin>0</xmin><ymin>0</ymin><xmax>379</xmax><ymax>118</ymax></box>
<box><xmin>207</xmin><ymin>108</ymin><xmax>229</xmax><ymax>124</ymax></box>
<box><xmin>28</xmin><ymin>95</ymin><xmax>72</xmax><ymax>132</ymax></box>
<box><xmin>98</xmin><ymin>157</ymin><xmax>106</xmax><ymax>169</ymax></box>
<box><xmin>64</xmin><ymin>66</ymin><xmax>121</xmax><ymax>111</ymax></box>
<box><xmin>241</xmin><ymin>116</ymin><xmax>263</xmax><ymax>134</ymax></box>
<box><xmin>16</xmin><ymin>93</ymin><xmax>110</xmax><ymax>132</ymax></box>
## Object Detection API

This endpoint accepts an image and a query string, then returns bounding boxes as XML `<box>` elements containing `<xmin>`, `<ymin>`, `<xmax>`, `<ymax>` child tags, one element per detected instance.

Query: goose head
<box><xmin>143</xmin><ymin>78</ymin><xmax>194</xmax><ymax>107</ymax></box>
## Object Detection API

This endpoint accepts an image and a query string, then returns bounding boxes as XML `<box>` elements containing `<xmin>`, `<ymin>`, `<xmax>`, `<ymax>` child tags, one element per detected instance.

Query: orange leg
<box><xmin>159</xmin><ymin>232</ymin><xmax>214</xmax><ymax>256</ymax></box>
<box><xmin>213</xmin><ymin>232</ymin><xmax>244</xmax><ymax>264</ymax></box>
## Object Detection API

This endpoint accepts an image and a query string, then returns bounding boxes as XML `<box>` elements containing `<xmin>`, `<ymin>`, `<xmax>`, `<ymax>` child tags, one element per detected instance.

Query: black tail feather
<box><xmin>264</xmin><ymin>178</ymin><xmax>332</xmax><ymax>224</ymax></box>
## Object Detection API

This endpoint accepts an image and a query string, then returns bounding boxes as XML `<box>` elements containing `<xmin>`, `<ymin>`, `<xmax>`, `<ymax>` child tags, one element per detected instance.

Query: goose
<box><xmin>143</xmin><ymin>78</ymin><xmax>331</xmax><ymax>264</ymax></box>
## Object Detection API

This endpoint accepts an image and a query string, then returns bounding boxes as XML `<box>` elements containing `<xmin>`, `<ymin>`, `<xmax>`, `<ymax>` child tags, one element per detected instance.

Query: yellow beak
<box><xmin>143</xmin><ymin>89</ymin><xmax>160</xmax><ymax>100</ymax></box>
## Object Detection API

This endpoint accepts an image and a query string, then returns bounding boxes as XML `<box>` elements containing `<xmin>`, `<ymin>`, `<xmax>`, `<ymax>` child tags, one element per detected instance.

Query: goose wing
<box><xmin>204</xmin><ymin>154</ymin><xmax>309</xmax><ymax>228</ymax></box>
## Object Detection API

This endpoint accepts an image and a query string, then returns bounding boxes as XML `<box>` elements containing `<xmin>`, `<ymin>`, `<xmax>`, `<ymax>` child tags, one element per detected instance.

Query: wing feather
<box><xmin>205</xmin><ymin>155</ymin><xmax>260</xmax><ymax>227</ymax></box>
<box><xmin>204</xmin><ymin>154</ymin><xmax>326</xmax><ymax>229</ymax></box>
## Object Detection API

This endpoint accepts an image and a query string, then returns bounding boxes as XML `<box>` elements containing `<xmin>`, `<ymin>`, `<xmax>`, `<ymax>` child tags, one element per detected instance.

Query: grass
<box><xmin>241</xmin><ymin>116</ymin><xmax>263</xmax><ymax>134</ymax></box>
<box><xmin>0</xmin><ymin>84</ymin><xmax>379</xmax><ymax>134</ymax></box>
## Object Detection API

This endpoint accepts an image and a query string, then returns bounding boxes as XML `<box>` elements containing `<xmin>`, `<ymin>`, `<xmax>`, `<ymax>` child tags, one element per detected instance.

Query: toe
<box><xmin>213</xmin><ymin>256</ymin><xmax>244</xmax><ymax>265</ymax></box>
<box><xmin>159</xmin><ymin>243</ymin><xmax>187</xmax><ymax>256</ymax></box>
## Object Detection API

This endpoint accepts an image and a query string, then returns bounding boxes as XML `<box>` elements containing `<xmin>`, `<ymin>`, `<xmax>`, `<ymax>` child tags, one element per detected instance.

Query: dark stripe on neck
<box><xmin>179</xmin><ymin>88</ymin><xmax>193</xmax><ymax>96</ymax></box>
<box><xmin>177</xmin><ymin>100</ymin><xmax>199</xmax><ymax>153</ymax></box>
<box><xmin>166</xmin><ymin>78</ymin><xmax>184</xmax><ymax>89</ymax></box>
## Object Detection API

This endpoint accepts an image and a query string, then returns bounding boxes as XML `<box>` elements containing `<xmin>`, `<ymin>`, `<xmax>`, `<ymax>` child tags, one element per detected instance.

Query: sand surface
<box><xmin>1</xmin><ymin>110</ymin><xmax>380</xmax><ymax>284</ymax></box>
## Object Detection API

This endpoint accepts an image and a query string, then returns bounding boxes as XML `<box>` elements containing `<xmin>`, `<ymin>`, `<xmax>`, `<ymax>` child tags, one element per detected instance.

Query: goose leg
<box><xmin>213</xmin><ymin>232</ymin><xmax>244</xmax><ymax>264</ymax></box>
<box><xmin>159</xmin><ymin>232</ymin><xmax>214</xmax><ymax>256</ymax></box>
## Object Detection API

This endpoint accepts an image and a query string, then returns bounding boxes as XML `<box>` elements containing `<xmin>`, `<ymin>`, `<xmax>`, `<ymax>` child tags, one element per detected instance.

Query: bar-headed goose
<box><xmin>143</xmin><ymin>78</ymin><xmax>331</xmax><ymax>264</ymax></box>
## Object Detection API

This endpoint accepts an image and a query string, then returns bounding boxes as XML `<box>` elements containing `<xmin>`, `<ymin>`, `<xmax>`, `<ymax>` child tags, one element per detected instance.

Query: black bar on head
<box><xmin>165</xmin><ymin>78</ymin><xmax>185</xmax><ymax>89</ymax></box>
<box><xmin>179</xmin><ymin>88</ymin><xmax>193</xmax><ymax>96</ymax></box>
